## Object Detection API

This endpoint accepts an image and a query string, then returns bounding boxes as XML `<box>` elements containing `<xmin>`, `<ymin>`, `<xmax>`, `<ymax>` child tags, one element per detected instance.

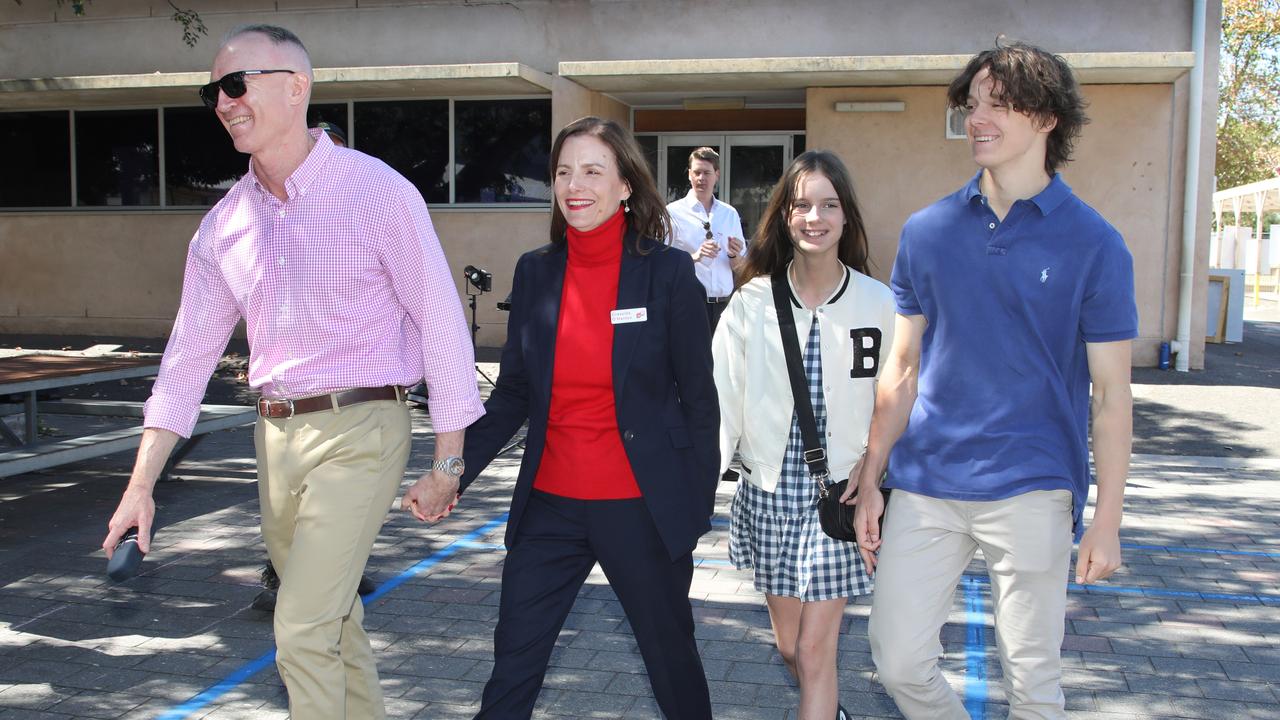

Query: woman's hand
<box><xmin>838</xmin><ymin>457</ymin><xmax>865</xmax><ymax>504</ymax></box>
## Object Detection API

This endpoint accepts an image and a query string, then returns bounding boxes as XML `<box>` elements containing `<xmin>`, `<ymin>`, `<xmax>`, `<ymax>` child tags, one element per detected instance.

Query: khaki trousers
<box><xmin>869</xmin><ymin>489</ymin><xmax>1073</xmax><ymax>720</ymax></box>
<box><xmin>256</xmin><ymin>398</ymin><xmax>410</xmax><ymax>720</ymax></box>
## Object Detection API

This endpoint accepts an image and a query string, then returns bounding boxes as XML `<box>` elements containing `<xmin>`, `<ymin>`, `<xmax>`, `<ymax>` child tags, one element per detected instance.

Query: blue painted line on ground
<box><xmin>158</xmin><ymin>512</ymin><xmax>510</xmax><ymax>720</ymax></box>
<box><xmin>155</xmin><ymin>650</ymin><xmax>277</xmax><ymax>720</ymax></box>
<box><xmin>713</xmin><ymin>517</ymin><xmax>1279</xmax><ymax>561</ymax></box>
<box><xmin>447</xmin><ymin>539</ymin><xmax>506</xmax><ymax>551</ymax></box>
<box><xmin>964</xmin><ymin>573</ymin><xmax>1280</xmax><ymax>605</ymax></box>
<box><xmin>963</xmin><ymin>575</ymin><xmax>989</xmax><ymax>719</ymax></box>
<box><xmin>705</xmin><ymin>558</ymin><xmax>1279</xmax><ymax>604</ymax></box>
<box><xmin>160</xmin><ymin>513</ymin><xmax>1280</xmax><ymax>718</ymax></box>
<box><xmin>1121</xmin><ymin>542</ymin><xmax>1280</xmax><ymax>560</ymax></box>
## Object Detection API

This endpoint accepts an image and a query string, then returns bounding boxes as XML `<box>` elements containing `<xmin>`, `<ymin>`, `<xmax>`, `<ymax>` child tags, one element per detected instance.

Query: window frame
<box><xmin>0</xmin><ymin>93</ymin><xmax>554</xmax><ymax>213</ymax></box>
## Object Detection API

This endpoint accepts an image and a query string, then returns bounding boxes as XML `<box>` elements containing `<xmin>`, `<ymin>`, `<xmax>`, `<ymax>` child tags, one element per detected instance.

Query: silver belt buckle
<box><xmin>258</xmin><ymin>397</ymin><xmax>294</xmax><ymax>419</ymax></box>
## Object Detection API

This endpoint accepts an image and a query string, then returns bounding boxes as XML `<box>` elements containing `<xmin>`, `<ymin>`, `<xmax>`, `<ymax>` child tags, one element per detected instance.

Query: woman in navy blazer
<box><xmin>457</xmin><ymin>117</ymin><xmax>718</xmax><ymax>719</ymax></box>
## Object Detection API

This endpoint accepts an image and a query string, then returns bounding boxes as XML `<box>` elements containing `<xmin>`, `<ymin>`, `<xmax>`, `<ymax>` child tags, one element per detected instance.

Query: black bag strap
<box><xmin>770</xmin><ymin>268</ymin><xmax>831</xmax><ymax>492</ymax></box>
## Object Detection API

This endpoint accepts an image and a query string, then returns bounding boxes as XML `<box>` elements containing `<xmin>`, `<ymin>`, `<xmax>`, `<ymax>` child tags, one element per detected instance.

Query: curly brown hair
<box><xmin>737</xmin><ymin>150</ymin><xmax>869</xmax><ymax>287</ymax></box>
<box><xmin>547</xmin><ymin>117</ymin><xmax>670</xmax><ymax>253</ymax></box>
<box><xmin>946</xmin><ymin>41</ymin><xmax>1089</xmax><ymax>175</ymax></box>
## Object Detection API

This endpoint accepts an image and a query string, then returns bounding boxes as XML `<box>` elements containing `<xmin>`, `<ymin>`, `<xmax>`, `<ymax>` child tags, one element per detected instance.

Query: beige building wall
<box><xmin>0</xmin><ymin>209</ymin><xmax>548</xmax><ymax>347</ymax></box>
<box><xmin>0</xmin><ymin>0</ymin><xmax>1217</xmax><ymax>367</ymax></box>
<box><xmin>0</xmin><ymin>1</ymin><xmax>1196</xmax><ymax>78</ymax></box>
<box><xmin>808</xmin><ymin>81</ymin><xmax>1206</xmax><ymax>367</ymax></box>
<box><xmin>551</xmin><ymin>77</ymin><xmax>629</xmax><ymax>134</ymax></box>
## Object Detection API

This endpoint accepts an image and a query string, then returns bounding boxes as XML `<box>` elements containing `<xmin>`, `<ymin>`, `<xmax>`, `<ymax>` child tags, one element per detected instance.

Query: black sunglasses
<box><xmin>199</xmin><ymin>69</ymin><xmax>296</xmax><ymax>109</ymax></box>
<box><xmin>702</xmin><ymin>221</ymin><xmax>713</xmax><ymax>240</ymax></box>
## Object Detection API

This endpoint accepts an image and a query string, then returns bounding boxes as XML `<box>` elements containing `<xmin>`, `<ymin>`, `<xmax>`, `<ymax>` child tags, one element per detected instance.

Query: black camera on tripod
<box><xmin>464</xmin><ymin>265</ymin><xmax>492</xmax><ymax>294</ymax></box>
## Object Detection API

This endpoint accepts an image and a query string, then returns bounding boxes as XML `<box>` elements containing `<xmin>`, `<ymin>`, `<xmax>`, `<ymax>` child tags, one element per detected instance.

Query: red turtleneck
<box><xmin>533</xmin><ymin>208</ymin><xmax>641</xmax><ymax>499</ymax></box>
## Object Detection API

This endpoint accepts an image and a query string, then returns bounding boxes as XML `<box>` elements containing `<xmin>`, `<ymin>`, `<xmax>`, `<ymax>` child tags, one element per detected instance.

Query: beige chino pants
<box><xmin>869</xmin><ymin>489</ymin><xmax>1073</xmax><ymax>720</ymax></box>
<box><xmin>256</xmin><ymin>398</ymin><xmax>410</xmax><ymax>720</ymax></box>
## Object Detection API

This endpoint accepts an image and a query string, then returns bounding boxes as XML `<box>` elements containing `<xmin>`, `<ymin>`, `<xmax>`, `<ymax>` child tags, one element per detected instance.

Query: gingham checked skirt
<box><xmin>728</xmin><ymin>315</ymin><xmax>873</xmax><ymax>601</ymax></box>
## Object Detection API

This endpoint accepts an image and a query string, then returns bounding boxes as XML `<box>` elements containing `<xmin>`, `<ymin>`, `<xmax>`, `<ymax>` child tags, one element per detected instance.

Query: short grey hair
<box><xmin>223</xmin><ymin>24</ymin><xmax>309</xmax><ymax>56</ymax></box>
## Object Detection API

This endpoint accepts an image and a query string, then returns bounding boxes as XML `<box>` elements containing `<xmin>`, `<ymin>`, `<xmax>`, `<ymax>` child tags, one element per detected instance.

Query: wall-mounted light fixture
<box><xmin>682</xmin><ymin>97</ymin><xmax>746</xmax><ymax>111</ymax></box>
<box><xmin>833</xmin><ymin>101</ymin><xmax>905</xmax><ymax>112</ymax></box>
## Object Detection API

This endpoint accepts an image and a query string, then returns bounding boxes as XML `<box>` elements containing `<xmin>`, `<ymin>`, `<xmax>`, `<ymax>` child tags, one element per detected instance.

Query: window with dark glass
<box><xmin>354</xmin><ymin>100</ymin><xmax>449</xmax><ymax>204</ymax></box>
<box><xmin>75</xmin><ymin>109</ymin><xmax>159</xmax><ymax>206</ymax></box>
<box><xmin>163</xmin><ymin>107</ymin><xmax>246</xmax><ymax>207</ymax></box>
<box><xmin>636</xmin><ymin>135</ymin><xmax>659</xmax><ymax>185</ymax></box>
<box><xmin>0</xmin><ymin>111</ymin><xmax>71</xmax><ymax>207</ymax></box>
<box><xmin>454</xmin><ymin>99</ymin><xmax>551</xmax><ymax>203</ymax></box>
<box><xmin>307</xmin><ymin>103</ymin><xmax>348</xmax><ymax>142</ymax></box>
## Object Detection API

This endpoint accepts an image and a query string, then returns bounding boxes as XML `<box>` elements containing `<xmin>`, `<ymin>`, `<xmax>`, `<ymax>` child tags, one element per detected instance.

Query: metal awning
<box><xmin>1213</xmin><ymin>176</ymin><xmax>1280</xmax><ymax>218</ymax></box>
<box><xmin>559</xmin><ymin>52</ymin><xmax>1196</xmax><ymax>93</ymax></box>
<box><xmin>0</xmin><ymin>63</ymin><xmax>554</xmax><ymax>109</ymax></box>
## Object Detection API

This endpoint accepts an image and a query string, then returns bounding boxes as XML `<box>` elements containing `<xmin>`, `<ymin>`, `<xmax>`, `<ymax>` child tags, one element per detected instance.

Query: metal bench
<box><xmin>0</xmin><ymin>402</ymin><xmax>256</xmax><ymax>479</ymax></box>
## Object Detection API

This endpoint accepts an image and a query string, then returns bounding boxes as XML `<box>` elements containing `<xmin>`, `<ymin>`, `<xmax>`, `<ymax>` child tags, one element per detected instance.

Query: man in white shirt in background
<box><xmin>667</xmin><ymin>147</ymin><xmax>747</xmax><ymax>331</ymax></box>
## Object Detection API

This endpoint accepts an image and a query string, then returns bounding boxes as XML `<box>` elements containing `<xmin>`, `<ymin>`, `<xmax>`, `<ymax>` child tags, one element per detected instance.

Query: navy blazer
<box><xmin>460</xmin><ymin>232</ymin><xmax>720</xmax><ymax>560</ymax></box>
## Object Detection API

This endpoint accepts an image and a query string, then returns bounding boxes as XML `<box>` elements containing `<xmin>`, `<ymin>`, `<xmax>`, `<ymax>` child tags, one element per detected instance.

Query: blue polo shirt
<box><xmin>887</xmin><ymin>172</ymin><xmax>1137</xmax><ymax>538</ymax></box>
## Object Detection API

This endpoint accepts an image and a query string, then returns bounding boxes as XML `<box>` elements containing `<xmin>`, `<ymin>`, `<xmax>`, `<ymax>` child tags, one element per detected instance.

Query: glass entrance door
<box><xmin>657</xmin><ymin>134</ymin><xmax>791</xmax><ymax>241</ymax></box>
<box><xmin>659</xmin><ymin>135</ymin><xmax>721</xmax><ymax>204</ymax></box>
<box><xmin>724</xmin><ymin>136</ymin><xmax>789</xmax><ymax>241</ymax></box>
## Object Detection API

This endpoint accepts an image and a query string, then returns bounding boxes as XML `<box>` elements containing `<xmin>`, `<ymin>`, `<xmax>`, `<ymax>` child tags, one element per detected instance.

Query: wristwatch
<box><xmin>432</xmin><ymin>456</ymin><xmax>465</xmax><ymax>478</ymax></box>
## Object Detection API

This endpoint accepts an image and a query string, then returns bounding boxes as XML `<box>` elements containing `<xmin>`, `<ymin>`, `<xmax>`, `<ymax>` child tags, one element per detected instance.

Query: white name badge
<box><xmin>610</xmin><ymin>307</ymin><xmax>648</xmax><ymax>325</ymax></box>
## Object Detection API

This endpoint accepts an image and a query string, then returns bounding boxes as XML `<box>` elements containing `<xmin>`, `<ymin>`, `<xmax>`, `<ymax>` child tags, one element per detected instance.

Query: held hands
<box><xmin>402</xmin><ymin>469</ymin><xmax>459</xmax><ymax>522</ymax></box>
<box><xmin>1074</xmin><ymin>523</ymin><xmax>1123</xmax><ymax>584</ymax></box>
<box><xmin>103</xmin><ymin>484</ymin><xmax>155</xmax><ymax>559</ymax></box>
<box><xmin>840</xmin><ymin>458</ymin><xmax>885</xmax><ymax>575</ymax></box>
<box><xmin>851</xmin><ymin>484</ymin><xmax>886</xmax><ymax>575</ymax></box>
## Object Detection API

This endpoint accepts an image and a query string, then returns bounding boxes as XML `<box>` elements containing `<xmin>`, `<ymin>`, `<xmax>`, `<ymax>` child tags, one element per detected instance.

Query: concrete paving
<box><xmin>1</xmin><ymin>311</ymin><xmax>1278</xmax><ymax>719</ymax></box>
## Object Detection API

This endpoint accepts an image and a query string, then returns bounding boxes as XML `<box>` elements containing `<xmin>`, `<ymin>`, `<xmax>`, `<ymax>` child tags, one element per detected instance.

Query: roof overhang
<box><xmin>1213</xmin><ymin>177</ymin><xmax>1280</xmax><ymax>216</ymax></box>
<box><xmin>559</xmin><ymin>52</ymin><xmax>1196</xmax><ymax>93</ymax></box>
<box><xmin>0</xmin><ymin>63</ymin><xmax>554</xmax><ymax>109</ymax></box>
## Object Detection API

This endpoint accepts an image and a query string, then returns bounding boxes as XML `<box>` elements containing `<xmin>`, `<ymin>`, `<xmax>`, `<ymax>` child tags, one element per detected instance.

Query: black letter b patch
<box><xmin>850</xmin><ymin>328</ymin><xmax>882</xmax><ymax>378</ymax></box>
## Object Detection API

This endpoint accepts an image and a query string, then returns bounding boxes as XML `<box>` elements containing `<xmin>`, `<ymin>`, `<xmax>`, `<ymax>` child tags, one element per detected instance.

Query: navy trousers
<box><xmin>475</xmin><ymin>490</ymin><xmax>712</xmax><ymax>719</ymax></box>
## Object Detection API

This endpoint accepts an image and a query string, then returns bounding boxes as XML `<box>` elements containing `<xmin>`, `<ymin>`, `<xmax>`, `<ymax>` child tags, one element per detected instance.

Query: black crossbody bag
<box><xmin>771</xmin><ymin>269</ymin><xmax>888</xmax><ymax>542</ymax></box>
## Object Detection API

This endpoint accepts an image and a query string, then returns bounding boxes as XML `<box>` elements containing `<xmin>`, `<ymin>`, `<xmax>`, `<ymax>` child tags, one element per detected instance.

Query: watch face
<box><xmin>444</xmin><ymin>456</ymin><xmax>465</xmax><ymax>475</ymax></box>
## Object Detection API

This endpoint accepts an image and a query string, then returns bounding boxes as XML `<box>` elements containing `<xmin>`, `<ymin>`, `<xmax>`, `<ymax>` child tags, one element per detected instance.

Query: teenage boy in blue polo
<box><xmin>848</xmin><ymin>42</ymin><xmax>1136</xmax><ymax>718</ymax></box>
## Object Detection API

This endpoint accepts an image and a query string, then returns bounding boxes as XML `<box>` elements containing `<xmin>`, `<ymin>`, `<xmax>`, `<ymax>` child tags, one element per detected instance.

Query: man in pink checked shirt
<box><xmin>100</xmin><ymin>24</ymin><xmax>484</xmax><ymax>720</ymax></box>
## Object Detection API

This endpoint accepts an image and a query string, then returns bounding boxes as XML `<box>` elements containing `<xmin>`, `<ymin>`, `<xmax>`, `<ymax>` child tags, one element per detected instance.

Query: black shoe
<box><xmin>251</xmin><ymin>588</ymin><xmax>277</xmax><ymax>613</ymax></box>
<box><xmin>356</xmin><ymin>574</ymin><xmax>376</xmax><ymax>596</ymax></box>
<box><xmin>260</xmin><ymin>561</ymin><xmax>280</xmax><ymax>592</ymax></box>
<box><xmin>836</xmin><ymin>704</ymin><xmax>850</xmax><ymax>720</ymax></box>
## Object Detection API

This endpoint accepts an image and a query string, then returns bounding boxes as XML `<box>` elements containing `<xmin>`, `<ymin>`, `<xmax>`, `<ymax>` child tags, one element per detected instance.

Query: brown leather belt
<box><xmin>256</xmin><ymin>385</ymin><xmax>403</xmax><ymax>419</ymax></box>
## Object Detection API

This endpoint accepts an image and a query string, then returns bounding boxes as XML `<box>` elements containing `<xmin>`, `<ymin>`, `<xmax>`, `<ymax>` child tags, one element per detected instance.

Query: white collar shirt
<box><xmin>666</xmin><ymin>190</ymin><xmax>746</xmax><ymax>298</ymax></box>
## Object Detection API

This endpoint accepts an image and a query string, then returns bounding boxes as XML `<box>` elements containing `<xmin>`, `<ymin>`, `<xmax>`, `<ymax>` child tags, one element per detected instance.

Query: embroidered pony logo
<box><xmin>1040</xmin><ymin>267</ymin><xmax>1050</xmax><ymax>283</ymax></box>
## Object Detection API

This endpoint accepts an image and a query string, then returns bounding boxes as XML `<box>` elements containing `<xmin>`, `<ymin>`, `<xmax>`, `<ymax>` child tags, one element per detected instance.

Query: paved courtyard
<box><xmin>2</xmin><ymin>316</ymin><xmax>1279</xmax><ymax>719</ymax></box>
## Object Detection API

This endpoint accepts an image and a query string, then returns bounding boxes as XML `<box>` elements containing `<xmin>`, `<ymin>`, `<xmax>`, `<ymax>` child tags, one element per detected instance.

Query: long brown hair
<box><xmin>738</xmin><ymin>150</ymin><xmax>869</xmax><ymax>286</ymax></box>
<box><xmin>548</xmin><ymin>116</ymin><xmax>669</xmax><ymax>253</ymax></box>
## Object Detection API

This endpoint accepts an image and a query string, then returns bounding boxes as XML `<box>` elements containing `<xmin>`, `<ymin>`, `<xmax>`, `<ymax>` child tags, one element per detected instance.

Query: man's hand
<box><xmin>726</xmin><ymin>235</ymin><xmax>744</xmax><ymax>259</ymax></box>
<box><xmin>402</xmin><ymin>469</ymin><xmax>459</xmax><ymax>522</ymax></box>
<box><xmin>103</xmin><ymin>484</ymin><xmax>156</xmax><ymax>558</ymax></box>
<box><xmin>102</xmin><ymin>427</ymin><xmax>178</xmax><ymax>558</ymax></box>
<box><xmin>1074</xmin><ymin>523</ymin><xmax>1122</xmax><ymax>584</ymax></box>
<box><xmin>695</xmin><ymin>237</ymin><xmax>720</xmax><ymax>262</ymax></box>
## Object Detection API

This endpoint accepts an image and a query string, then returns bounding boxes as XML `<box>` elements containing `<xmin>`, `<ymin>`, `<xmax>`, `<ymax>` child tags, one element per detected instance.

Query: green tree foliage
<box><xmin>11</xmin><ymin>1</ymin><xmax>206</xmax><ymax>47</ymax></box>
<box><xmin>1219</xmin><ymin>0</ymin><xmax>1280</xmax><ymax>187</ymax></box>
